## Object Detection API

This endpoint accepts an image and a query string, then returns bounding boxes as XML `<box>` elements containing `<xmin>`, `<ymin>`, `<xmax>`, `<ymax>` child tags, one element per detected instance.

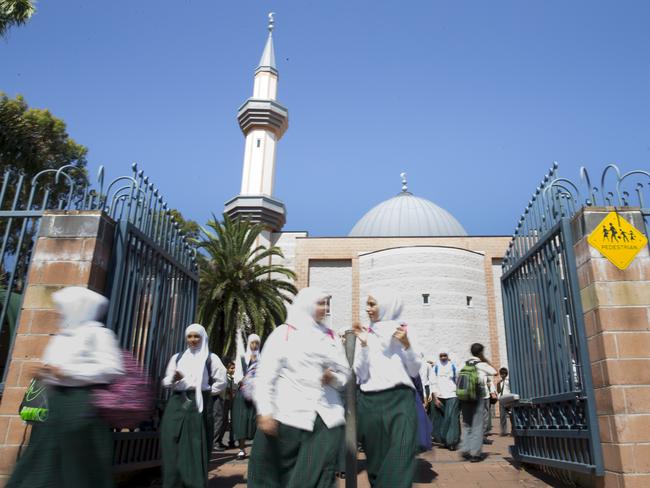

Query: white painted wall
<box><xmin>492</xmin><ymin>261</ymin><xmax>508</xmax><ymax>369</ymax></box>
<box><xmin>358</xmin><ymin>246</ymin><xmax>491</xmax><ymax>366</ymax></box>
<box><xmin>271</xmin><ymin>232</ymin><xmax>307</xmax><ymax>276</ymax></box>
<box><xmin>307</xmin><ymin>260</ymin><xmax>353</xmax><ymax>331</ymax></box>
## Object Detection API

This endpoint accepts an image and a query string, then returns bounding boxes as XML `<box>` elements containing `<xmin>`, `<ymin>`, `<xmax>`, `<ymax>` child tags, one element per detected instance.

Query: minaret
<box><xmin>224</xmin><ymin>13</ymin><xmax>288</xmax><ymax>232</ymax></box>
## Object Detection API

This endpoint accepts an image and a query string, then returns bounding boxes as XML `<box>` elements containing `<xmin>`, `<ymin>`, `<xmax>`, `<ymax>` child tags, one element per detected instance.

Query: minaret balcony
<box><xmin>237</xmin><ymin>99</ymin><xmax>289</xmax><ymax>139</ymax></box>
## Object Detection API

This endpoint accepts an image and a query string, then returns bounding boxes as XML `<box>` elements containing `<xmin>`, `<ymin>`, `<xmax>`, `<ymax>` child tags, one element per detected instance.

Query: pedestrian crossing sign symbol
<box><xmin>587</xmin><ymin>212</ymin><xmax>648</xmax><ymax>270</ymax></box>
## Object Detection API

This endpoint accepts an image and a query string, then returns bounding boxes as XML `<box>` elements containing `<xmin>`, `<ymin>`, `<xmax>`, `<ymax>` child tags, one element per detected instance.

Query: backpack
<box><xmin>92</xmin><ymin>351</ymin><xmax>155</xmax><ymax>429</ymax></box>
<box><xmin>434</xmin><ymin>363</ymin><xmax>457</xmax><ymax>383</ymax></box>
<box><xmin>456</xmin><ymin>360</ymin><xmax>480</xmax><ymax>402</ymax></box>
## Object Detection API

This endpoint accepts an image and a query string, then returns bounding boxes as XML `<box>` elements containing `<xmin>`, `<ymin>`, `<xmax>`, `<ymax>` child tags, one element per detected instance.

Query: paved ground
<box><xmin>123</xmin><ymin>434</ymin><xmax>567</xmax><ymax>487</ymax></box>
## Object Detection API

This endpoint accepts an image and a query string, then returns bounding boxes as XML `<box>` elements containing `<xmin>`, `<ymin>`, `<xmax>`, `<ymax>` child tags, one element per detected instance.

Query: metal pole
<box><xmin>344</xmin><ymin>329</ymin><xmax>357</xmax><ymax>488</ymax></box>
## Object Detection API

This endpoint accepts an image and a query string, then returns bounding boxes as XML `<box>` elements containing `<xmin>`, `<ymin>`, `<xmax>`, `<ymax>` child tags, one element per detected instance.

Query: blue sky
<box><xmin>2</xmin><ymin>1</ymin><xmax>650</xmax><ymax>236</ymax></box>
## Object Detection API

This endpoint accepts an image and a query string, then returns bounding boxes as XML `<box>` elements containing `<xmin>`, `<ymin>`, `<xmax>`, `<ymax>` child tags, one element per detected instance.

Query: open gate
<box><xmin>501</xmin><ymin>164</ymin><xmax>604</xmax><ymax>475</ymax></box>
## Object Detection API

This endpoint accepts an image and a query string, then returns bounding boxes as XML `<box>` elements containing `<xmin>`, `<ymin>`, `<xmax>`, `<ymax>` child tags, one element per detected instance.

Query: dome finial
<box><xmin>400</xmin><ymin>172</ymin><xmax>408</xmax><ymax>193</ymax></box>
<box><xmin>268</xmin><ymin>12</ymin><xmax>275</xmax><ymax>34</ymax></box>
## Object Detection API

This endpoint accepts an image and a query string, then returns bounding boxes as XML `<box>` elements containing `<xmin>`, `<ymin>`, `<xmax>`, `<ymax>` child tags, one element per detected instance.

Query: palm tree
<box><xmin>196</xmin><ymin>215</ymin><xmax>297</xmax><ymax>359</ymax></box>
<box><xmin>0</xmin><ymin>0</ymin><xmax>36</xmax><ymax>37</ymax></box>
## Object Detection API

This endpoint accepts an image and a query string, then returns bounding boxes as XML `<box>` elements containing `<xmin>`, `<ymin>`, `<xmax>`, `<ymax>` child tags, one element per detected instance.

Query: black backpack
<box><xmin>175</xmin><ymin>352</ymin><xmax>214</xmax><ymax>385</ymax></box>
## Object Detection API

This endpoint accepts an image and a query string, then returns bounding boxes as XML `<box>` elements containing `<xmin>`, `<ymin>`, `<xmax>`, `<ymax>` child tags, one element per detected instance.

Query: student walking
<box><xmin>7</xmin><ymin>287</ymin><xmax>124</xmax><ymax>488</ymax></box>
<box><xmin>353</xmin><ymin>290</ymin><xmax>422</xmax><ymax>488</ymax></box>
<box><xmin>232</xmin><ymin>334</ymin><xmax>261</xmax><ymax>459</ymax></box>
<box><xmin>213</xmin><ymin>361</ymin><xmax>236</xmax><ymax>451</ymax></box>
<box><xmin>457</xmin><ymin>343</ymin><xmax>497</xmax><ymax>462</ymax></box>
<box><xmin>497</xmin><ymin>367</ymin><xmax>511</xmax><ymax>436</ymax></box>
<box><xmin>248</xmin><ymin>287</ymin><xmax>350</xmax><ymax>488</ymax></box>
<box><xmin>428</xmin><ymin>351</ymin><xmax>460</xmax><ymax>450</ymax></box>
<box><xmin>161</xmin><ymin>324</ymin><xmax>227</xmax><ymax>488</ymax></box>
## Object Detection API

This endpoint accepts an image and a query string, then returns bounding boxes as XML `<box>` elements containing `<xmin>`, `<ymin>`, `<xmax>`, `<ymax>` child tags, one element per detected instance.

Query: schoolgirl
<box><xmin>248</xmin><ymin>288</ymin><xmax>351</xmax><ymax>488</ymax></box>
<box><xmin>7</xmin><ymin>286</ymin><xmax>124</xmax><ymax>488</ymax></box>
<box><xmin>232</xmin><ymin>333</ymin><xmax>260</xmax><ymax>459</ymax></box>
<box><xmin>161</xmin><ymin>324</ymin><xmax>227</xmax><ymax>488</ymax></box>
<box><xmin>353</xmin><ymin>290</ymin><xmax>422</xmax><ymax>488</ymax></box>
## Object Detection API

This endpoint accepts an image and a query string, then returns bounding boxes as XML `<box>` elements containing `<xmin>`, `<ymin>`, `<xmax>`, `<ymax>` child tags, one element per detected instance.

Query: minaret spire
<box><xmin>224</xmin><ymin>13</ymin><xmax>289</xmax><ymax>232</ymax></box>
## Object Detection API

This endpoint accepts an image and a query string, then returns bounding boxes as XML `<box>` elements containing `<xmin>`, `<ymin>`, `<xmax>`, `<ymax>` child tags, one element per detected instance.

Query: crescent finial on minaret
<box><xmin>268</xmin><ymin>12</ymin><xmax>275</xmax><ymax>33</ymax></box>
<box><xmin>400</xmin><ymin>172</ymin><xmax>408</xmax><ymax>192</ymax></box>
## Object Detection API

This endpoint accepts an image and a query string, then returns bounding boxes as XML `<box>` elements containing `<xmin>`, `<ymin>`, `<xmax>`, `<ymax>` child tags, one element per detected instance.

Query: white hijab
<box><xmin>285</xmin><ymin>287</ymin><xmax>329</xmax><ymax>331</ymax></box>
<box><xmin>246</xmin><ymin>334</ymin><xmax>261</xmax><ymax>364</ymax></box>
<box><xmin>43</xmin><ymin>286</ymin><xmax>110</xmax><ymax>366</ymax></box>
<box><xmin>367</xmin><ymin>289</ymin><xmax>405</xmax><ymax>348</ymax></box>
<box><xmin>176</xmin><ymin>323</ymin><xmax>210</xmax><ymax>413</ymax></box>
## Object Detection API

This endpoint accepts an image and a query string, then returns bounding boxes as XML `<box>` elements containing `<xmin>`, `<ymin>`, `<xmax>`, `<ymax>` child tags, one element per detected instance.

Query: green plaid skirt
<box><xmin>161</xmin><ymin>390</ymin><xmax>213</xmax><ymax>488</ymax></box>
<box><xmin>7</xmin><ymin>386</ymin><xmax>114</xmax><ymax>488</ymax></box>
<box><xmin>358</xmin><ymin>386</ymin><xmax>417</xmax><ymax>488</ymax></box>
<box><xmin>247</xmin><ymin>415</ymin><xmax>343</xmax><ymax>488</ymax></box>
<box><xmin>232</xmin><ymin>389</ymin><xmax>257</xmax><ymax>441</ymax></box>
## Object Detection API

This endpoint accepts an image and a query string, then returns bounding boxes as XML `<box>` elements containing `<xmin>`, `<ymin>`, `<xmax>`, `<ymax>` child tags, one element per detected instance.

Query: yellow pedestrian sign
<box><xmin>587</xmin><ymin>212</ymin><xmax>648</xmax><ymax>270</ymax></box>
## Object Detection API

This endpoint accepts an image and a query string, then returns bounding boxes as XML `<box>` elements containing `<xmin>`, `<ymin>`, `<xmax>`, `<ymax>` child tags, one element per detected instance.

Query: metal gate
<box><xmin>102</xmin><ymin>166</ymin><xmax>199</xmax><ymax>471</ymax></box>
<box><xmin>501</xmin><ymin>163</ymin><xmax>650</xmax><ymax>476</ymax></box>
<box><xmin>0</xmin><ymin>163</ymin><xmax>198</xmax><ymax>471</ymax></box>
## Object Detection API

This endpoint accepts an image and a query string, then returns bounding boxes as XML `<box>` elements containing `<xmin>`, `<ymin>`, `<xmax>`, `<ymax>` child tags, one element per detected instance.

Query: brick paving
<box><xmin>199</xmin><ymin>434</ymin><xmax>566</xmax><ymax>488</ymax></box>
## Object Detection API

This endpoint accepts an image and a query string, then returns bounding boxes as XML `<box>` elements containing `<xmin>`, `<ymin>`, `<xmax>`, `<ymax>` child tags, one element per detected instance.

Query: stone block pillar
<box><xmin>0</xmin><ymin>211</ymin><xmax>114</xmax><ymax>484</ymax></box>
<box><xmin>572</xmin><ymin>207</ymin><xmax>650</xmax><ymax>488</ymax></box>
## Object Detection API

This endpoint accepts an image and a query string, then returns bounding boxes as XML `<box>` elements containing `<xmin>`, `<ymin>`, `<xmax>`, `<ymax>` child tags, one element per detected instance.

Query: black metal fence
<box><xmin>0</xmin><ymin>163</ymin><xmax>198</xmax><ymax>471</ymax></box>
<box><xmin>501</xmin><ymin>163</ymin><xmax>650</xmax><ymax>475</ymax></box>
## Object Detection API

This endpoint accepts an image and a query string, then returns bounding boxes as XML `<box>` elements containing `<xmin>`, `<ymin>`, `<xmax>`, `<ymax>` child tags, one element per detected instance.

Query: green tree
<box><xmin>0</xmin><ymin>93</ymin><xmax>89</xmax><ymax>290</ymax></box>
<box><xmin>168</xmin><ymin>209</ymin><xmax>200</xmax><ymax>241</ymax></box>
<box><xmin>196</xmin><ymin>215</ymin><xmax>297</xmax><ymax>359</ymax></box>
<box><xmin>0</xmin><ymin>0</ymin><xmax>36</xmax><ymax>37</ymax></box>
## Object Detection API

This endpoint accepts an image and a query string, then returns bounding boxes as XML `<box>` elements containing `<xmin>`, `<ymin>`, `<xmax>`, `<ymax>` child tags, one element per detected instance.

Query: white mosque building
<box><xmin>224</xmin><ymin>15</ymin><xmax>510</xmax><ymax>367</ymax></box>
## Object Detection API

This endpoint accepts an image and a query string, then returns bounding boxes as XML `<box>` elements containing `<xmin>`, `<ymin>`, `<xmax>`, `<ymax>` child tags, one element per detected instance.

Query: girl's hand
<box><xmin>352</xmin><ymin>322</ymin><xmax>368</xmax><ymax>347</ymax></box>
<box><xmin>393</xmin><ymin>327</ymin><xmax>410</xmax><ymax>350</ymax></box>
<box><xmin>322</xmin><ymin>368</ymin><xmax>335</xmax><ymax>385</ymax></box>
<box><xmin>173</xmin><ymin>371</ymin><xmax>184</xmax><ymax>382</ymax></box>
<box><xmin>257</xmin><ymin>415</ymin><xmax>278</xmax><ymax>436</ymax></box>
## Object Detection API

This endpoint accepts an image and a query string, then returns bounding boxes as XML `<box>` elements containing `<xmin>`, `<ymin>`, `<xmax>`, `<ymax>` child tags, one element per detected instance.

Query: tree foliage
<box><xmin>196</xmin><ymin>215</ymin><xmax>297</xmax><ymax>359</ymax></box>
<box><xmin>0</xmin><ymin>0</ymin><xmax>36</xmax><ymax>38</ymax></box>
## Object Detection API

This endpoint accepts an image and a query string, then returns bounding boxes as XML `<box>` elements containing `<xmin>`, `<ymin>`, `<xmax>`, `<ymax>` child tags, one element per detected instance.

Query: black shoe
<box><xmin>461</xmin><ymin>452</ymin><xmax>471</xmax><ymax>460</ymax></box>
<box><xmin>482</xmin><ymin>439</ymin><xmax>493</xmax><ymax>445</ymax></box>
<box><xmin>228</xmin><ymin>442</ymin><xmax>235</xmax><ymax>448</ymax></box>
<box><xmin>215</xmin><ymin>443</ymin><xmax>227</xmax><ymax>452</ymax></box>
<box><xmin>470</xmin><ymin>455</ymin><xmax>484</xmax><ymax>463</ymax></box>
<box><xmin>448</xmin><ymin>444</ymin><xmax>458</xmax><ymax>451</ymax></box>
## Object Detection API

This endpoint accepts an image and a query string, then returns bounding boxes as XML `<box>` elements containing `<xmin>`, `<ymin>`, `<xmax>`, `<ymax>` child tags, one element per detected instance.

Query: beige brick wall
<box><xmin>294</xmin><ymin>236</ymin><xmax>509</xmax><ymax>364</ymax></box>
<box><xmin>0</xmin><ymin>211</ymin><xmax>114</xmax><ymax>482</ymax></box>
<box><xmin>573</xmin><ymin>208</ymin><xmax>650</xmax><ymax>488</ymax></box>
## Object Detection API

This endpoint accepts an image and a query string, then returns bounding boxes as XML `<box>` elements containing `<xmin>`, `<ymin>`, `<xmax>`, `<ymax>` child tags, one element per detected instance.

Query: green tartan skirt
<box><xmin>7</xmin><ymin>386</ymin><xmax>114</xmax><ymax>488</ymax></box>
<box><xmin>161</xmin><ymin>390</ymin><xmax>213</xmax><ymax>488</ymax></box>
<box><xmin>232</xmin><ymin>389</ymin><xmax>256</xmax><ymax>441</ymax></box>
<box><xmin>247</xmin><ymin>415</ymin><xmax>343</xmax><ymax>488</ymax></box>
<box><xmin>358</xmin><ymin>386</ymin><xmax>418</xmax><ymax>488</ymax></box>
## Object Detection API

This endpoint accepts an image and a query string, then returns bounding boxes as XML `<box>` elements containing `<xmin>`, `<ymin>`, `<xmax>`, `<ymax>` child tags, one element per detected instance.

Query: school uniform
<box><xmin>458</xmin><ymin>357</ymin><xmax>496</xmax><ymax>458</ymax></box>
<box><xmin>497</xmin><ymin>378</ymin><xmax>511</xmax><ymax>435</ymax></box>
<box><xmin>213</xmin><ymin>373</ymin><xmax>236</xmax><ymax>447</ymax></box>
<box><xmin>232</xmin><ymin>359</ymin><xmax>258</xmax><ymax>442</ymax></box>
<box><xmin>353</xmin><ymin>291</ymin><xmax>422</xmax><ymax>488</ymax></box>
<box><xmin>248</xmin><ymin>288</ymin><xmax>351</xmax><ymax>488</ymax></box>
<box><xmin>429</xmin><ymin>360</ymin><xmax>461</xmax><ymax>448</ymax></box>
<box><xmin>7</xmin><ymin>287</ymin><xmax>124</xmax><ymax>488</ymax></box>
<box><xmin>161</xmin><ymin>324</ymin><xmax>227</xmax><ymax>488</ymax></box>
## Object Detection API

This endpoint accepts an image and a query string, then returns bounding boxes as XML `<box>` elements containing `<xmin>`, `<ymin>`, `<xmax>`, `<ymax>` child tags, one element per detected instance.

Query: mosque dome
<box><xmin>348</xmin><ymin>176</ymin><xmax>467</xmax><ymax>237</ymax></box>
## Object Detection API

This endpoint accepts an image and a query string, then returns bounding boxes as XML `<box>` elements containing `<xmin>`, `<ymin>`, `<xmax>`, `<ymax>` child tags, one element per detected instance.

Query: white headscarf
<box><xmin>51</xmin><ymin>286</ymin><xmax>108</xmax><ymax>331</ymax></box>
<box><xmin>367</xmin><ymin>289</ymin><xmax>405</xmax><ymax>348</ymax></box>
<box><xmin>43</xmin><ymin>287</ymin><xmax>110</xmax><ymax>366</ymax></box>
<box><xmin>246</xmin><ymin>334</ymin><xmax>261</xmax><ymax>363</ymax></box>
<box><xmin>285</xmin><ymin>287</ymin><xmax>329</xmax><ymax>331</ymax></box>
<box><xmin>176</xmin><ymin>324</ymin><xmax>210</xmax><ymax>412</ymax></box>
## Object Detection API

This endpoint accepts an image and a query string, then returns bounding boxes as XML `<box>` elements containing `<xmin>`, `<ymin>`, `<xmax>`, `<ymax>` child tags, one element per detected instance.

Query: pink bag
<box><xmin>92</xmin><ymin>351</ymin><xmax>155</xmax><ymax>429</ymax></box>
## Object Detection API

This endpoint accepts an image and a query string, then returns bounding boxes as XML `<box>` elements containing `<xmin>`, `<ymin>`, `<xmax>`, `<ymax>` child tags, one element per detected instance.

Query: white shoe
<box><xmin>237</xmin><ymin>449</ymin><xmax>246</xmax><ymax>460</ymax></box>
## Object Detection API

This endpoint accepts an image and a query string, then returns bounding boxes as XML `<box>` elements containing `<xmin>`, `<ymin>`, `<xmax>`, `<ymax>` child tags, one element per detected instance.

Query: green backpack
<box><xmin>456</xmin><ymin>360</ymin><xmax>480</xmax><ymax>402</ymax></box>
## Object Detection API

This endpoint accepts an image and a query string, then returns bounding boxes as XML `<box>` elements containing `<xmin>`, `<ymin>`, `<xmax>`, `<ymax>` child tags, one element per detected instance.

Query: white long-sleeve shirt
<box><xmin>254</xmin><ymin>323</ymin><xmax>351</xmax><ymax>431</ymax></box>
<box><xmin>162</xmin><ymin>353</ymin><xmax>227</xmax><ymax>395</ymax></box>
<box><xmin>41</xmin><ymin>324</ymin><xmax>124</xmax><ymax>387</ymax></box>
<box><xmin>431</xmin><ymin>361</ymin><xmax>458</xmax><ymax>399</ymax></box>
<box><xmin>353</xmin><ymin>331</ymin><xmax>422</xmax><ymax>393</ymax></box>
